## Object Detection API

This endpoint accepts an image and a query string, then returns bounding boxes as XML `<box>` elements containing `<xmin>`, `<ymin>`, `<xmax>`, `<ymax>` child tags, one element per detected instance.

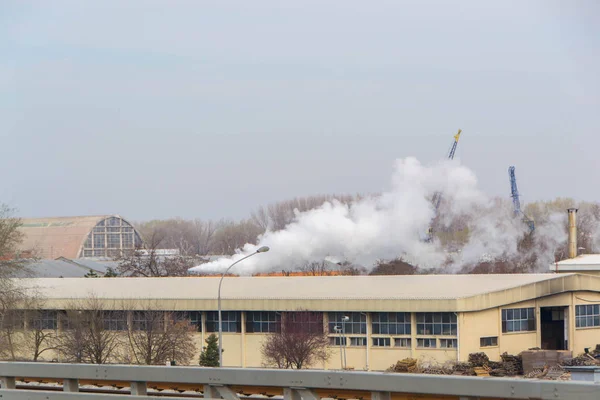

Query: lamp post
<box><xmin>218</xmin><ymin>246</ymin><xmax>269</xmax><ymax>367</ymax></box>
<box><xmin>341</xmin><ymin>316</ymin><xmax>350</xmax><ymax>369</ymax></box>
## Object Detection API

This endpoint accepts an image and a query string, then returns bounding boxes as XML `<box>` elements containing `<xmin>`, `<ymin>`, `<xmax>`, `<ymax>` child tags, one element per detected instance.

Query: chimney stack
<box><xmin>567</xmin><ymin>208</ymin><xmax>578</xmax><ymax>259</ymax></box>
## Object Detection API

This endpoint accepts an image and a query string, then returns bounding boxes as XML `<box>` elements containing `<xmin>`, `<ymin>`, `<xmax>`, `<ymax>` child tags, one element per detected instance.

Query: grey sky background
<box><xmin>1</xmin><ymin>0</ymin><xmax>598</xmax><ymax>221</ymax></box>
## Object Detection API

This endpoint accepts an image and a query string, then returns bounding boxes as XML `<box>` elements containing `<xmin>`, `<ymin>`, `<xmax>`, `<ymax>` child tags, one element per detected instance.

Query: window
<box><xmin>576</xmin><ymin>305</ymin><xmax>600</xmax><ymax>328</ymax></box>
<box><xmin>372</xmin><ymin>312</ymin><xmax>411</xmax><ymax>335</ymax></box>
<box><xmin>440</xmin><ymin>338</ymin><xmax>457</xmax><ymax>348</ymax></box>
<box><xmin>246</xmin><ymin>311</ymin><xmax>281</xmax><ymax>333</ymax></box>
<box><xmin>480</xmin><ymin>336</ymin><xmax>498</xmax><ymax>347</ymax></box>
<box><xmin>132</xmin><ymin>311</ymin><xmax>165</xmax><ymax>331</ymax></box>
<box><xmin>206</xmin><ymin>311</ymin><xmax>241</xmax><ymax>333</ymax></box>
<box><xmin>107</xmin><ymin>217</ymin><xmax>121</xmax><ymax>226</ymax></box>
<box><xmin>93</xmin><ymin>234</ymin><xmax>105</xmax><ymax>248</ymax></box>
<box><xmin>103</xmin><ymin>311</ymin><xmax>127</xmax><ymax>331</ymax></box>
<box><xmin>287</xmin><ymin>312</ymin><xmax>323</xmax><ymax>334</ymax></box>
<box><xmin>107</xmin><ymin>234</ymin><xmax>120</xmax><ymax>248</ymax></box>
<box><xmin>328</xmin><ymin>312</ymin><xmax>366</xmax><ymax>334</ymax></box>
<box><xmin>394</xmin><ymin>338</ymin><xmax>411</xmax><ymax>348</ymax></box>
<box><xmin>417</xmin><ymin>338</ymin><xmax>436</xmax><ymax>348</ymax></box>
<box><xmin>173</xmin><ymin>311</ymin><xmax>202</xmax><ymax>331</ymax></box>
<box><xmin>122</xmin><ymin>233</ymin><xmax>134</xmax><ymax>248</ymax></box>
<box><xmin>330</xmin><ymin>337</ymin><xmax>347</xmax><ymax>346</ymax></box>
<box><xmin>502</xmin><ymin>308</ymin><xmax>535</xmax><ymax>333</ymax></box>
<box><xmin>416</xmin><ymin>313</ymin><xmax>457</xmax><ymax>335</ymax></box>
<box><xmin>30</xmin><ymin>310</ymin><xmax>58</xmax><ymax>330</ymax></box>
<box><xmin>93</xmin><ymin>249</ymin><xmax>105</xmax><ymax>257</ymax></box>
<box><xmin>372</xmin><ymin>337</ymin><xmax>391</xmax><ymax>347</ymax></box>
<box><xmin>84</xmin><ymin>234</ymin><xmax>92</xmax><ymax>248</ymax></box>
<box><xmin>350</xmin><ymin>337</ymin><xmax>367</xmax><ymax>346</ymax></box>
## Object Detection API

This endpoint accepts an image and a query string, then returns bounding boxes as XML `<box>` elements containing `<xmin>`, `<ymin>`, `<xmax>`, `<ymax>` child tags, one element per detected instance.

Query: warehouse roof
<box><xmin>18</xmin><ymin>273</ymin><xmax>600</xmax><ymax>312</ymax></box>
<box><xmin>18</xmin><ymin>215</ymin><xmax>113</xmax><ymax>259</ymax></box>
<box><xmin>17</xmin><ymin>259</ymin><xmax>99</xmax><ymax>278</ymax></box>
<box><xmin>550</xmin><ymin>254</ymin><xmax>600</xmax><ymax>271</ymax></box>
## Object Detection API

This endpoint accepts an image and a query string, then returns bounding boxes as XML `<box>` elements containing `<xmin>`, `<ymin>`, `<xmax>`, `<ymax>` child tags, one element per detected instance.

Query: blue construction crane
<box><xmin>508</xmin><ymin>166</ymin><xmax>535</xmax><ymax>232</ymax></box>
<box><xmin>425</xmin><ymin>129</ymin><xmax>461</xmax><ymax>242</ymax></box>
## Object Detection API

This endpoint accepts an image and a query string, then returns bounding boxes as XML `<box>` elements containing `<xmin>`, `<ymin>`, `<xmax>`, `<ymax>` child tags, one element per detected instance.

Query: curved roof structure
<box><xmin>18</xmin><ymin>215</ymin><xmax>143</xmax><ymax>259</ymax></box>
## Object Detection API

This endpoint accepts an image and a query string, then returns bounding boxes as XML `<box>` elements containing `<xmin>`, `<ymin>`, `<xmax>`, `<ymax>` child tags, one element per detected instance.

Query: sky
<box><xmin>1</xmin><ymin>0</ymin><xmax>599</xmax><ymax>221</ymax></box>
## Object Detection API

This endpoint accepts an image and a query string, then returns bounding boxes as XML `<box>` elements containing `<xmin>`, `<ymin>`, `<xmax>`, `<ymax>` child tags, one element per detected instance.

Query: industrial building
<box><xmin>17</xmin><ymin>215</ymin><xmax>144</xmax><ymax>259</ymax></box>
<box><xmin>16</xmin><ymin>271</ymin><xmax>600</xmax><ymax>370</ymax></box>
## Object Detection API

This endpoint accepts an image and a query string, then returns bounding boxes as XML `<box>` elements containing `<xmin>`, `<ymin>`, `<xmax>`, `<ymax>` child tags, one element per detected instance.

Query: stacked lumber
<box><xmin>468</xmin><ymin>352</ymin><xmax>489</xmax><ymax>367</ymax></box>
<box><xmin>500</xmin><ymin>352</ymin><xmax>523</xmax><ymax>375</ymax></box>
<box><xmin>561</xmin><ymin>354</ymin><xmax>599</xmax><ymax>367</ymax></box>
<box><xmin>473</xmin><ymin>366</ymin><xmax>491</xmax><ymax>377</ymax></box>
<box><xmin>387</xmin><ymin>358</ymin><xmax>418</xmax><ymax>373</ymax></box>
<box><xmin>452</xmin><ymin>362</ymin><xmax>474</xmax><ymax>376</ymax></box>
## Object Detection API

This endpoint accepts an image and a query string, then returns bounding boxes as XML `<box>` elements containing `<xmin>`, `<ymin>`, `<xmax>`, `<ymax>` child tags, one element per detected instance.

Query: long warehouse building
<box><xmin>15</xmin><ymin>272</ymin><xmax>600</xmax><ymax>370</ymax></box>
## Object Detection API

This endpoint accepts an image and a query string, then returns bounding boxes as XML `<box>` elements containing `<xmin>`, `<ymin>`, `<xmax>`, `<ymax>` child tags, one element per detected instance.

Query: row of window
<box><xmin>575</xmin><ymin>305</ymin><xmax>600</xmax><ymax>328</ymax></box>
<box><xmin>330</xmin><ymin>337</ymin><xmax>458</xmax><ymax>349</ymax></box>
<box><xmin>14</xmin><ymin>306</ymin><xmax>600</xmax><ymax>333</ymax></box>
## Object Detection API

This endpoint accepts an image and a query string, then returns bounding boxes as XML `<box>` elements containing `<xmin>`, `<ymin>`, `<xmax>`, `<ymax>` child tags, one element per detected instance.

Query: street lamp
<box><xmin>341</xmin><ymin>316</ymin><xmax>350</xmax><ymax>369</ymax></box>
<box><xmin>218</xmin><ymin>246</ymin><xmax>269</xmax><ymax>367</ymax></box>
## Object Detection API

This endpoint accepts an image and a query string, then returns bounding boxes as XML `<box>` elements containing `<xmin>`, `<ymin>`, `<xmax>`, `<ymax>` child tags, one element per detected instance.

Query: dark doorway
<box><xmin>541</xmin><ymin>307</ymin><xmax>567</xmax><ymax>350</ymax></box>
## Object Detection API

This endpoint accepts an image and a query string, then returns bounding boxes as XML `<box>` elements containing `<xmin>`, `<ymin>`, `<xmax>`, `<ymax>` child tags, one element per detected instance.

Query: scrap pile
<box><xmin>500</xmin><ymin>352</ymin><xmax>524</xmax><ymax>375</ymax></box>
<box><xmin>525</xmin><ymin>365</ymin><xmax>569</xmax><ymax>380</ymax></box>
<box><xmin>387</xmin><ymin>358</ymin><xmax>418</xmax><ymax>373</ymax></box>
<box><xmin>561</xmin><ymin>344</ymin><xmax>600</xmax><ymax>367</ymax></box>
<box><xmin>388</xmin><ymin>352</ymin><xmax>524</xmax><ymax>378</ymax></box>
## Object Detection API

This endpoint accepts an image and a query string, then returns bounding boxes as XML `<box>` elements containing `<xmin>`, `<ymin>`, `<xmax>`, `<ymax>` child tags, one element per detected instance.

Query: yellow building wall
<box><xmin>221</xmin><ymin>334</ymin><xmax>243</xmax><ymax>367</ymax></box>
<box><xmin>573</xmin><ymin>291</ymin><xmax>600</xmax><ymax>355</ymax></box>
<box><xmin>368</xmin><ymin>348</ymin><xmax>412</xmax><ymax>371</ymax></box>
<box><xmin>459</xmin><ymin>308</ymin><xmax>500</xmax><ymax>361</ymax></box>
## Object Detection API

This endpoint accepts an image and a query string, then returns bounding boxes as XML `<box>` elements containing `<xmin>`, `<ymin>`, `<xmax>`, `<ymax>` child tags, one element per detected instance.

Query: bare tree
<box><xmin>210</xmin><ymin>219</ymin><xmax>263</xmax><ymax>255</ymax></box>
<box><xmin>54</xmin><ymin>297</ymin><xmax>123</xmax><ymax>364</ymax></box>
<box><xmin>125</xmin><ymin>304</ymin><xmax>196</xmax><ymax>365</ymax></box>
<box><xmin>369</xmin><ymin>258</ymin><xmax>417</xmax><ymax>275</ymax></box>
<box><xmin>300</xmin><ymin>261</ymin><xmax>334</xmax><ymax>276</ymax></box>
<box><xmin>117</xmin><ymin>229</ymin><xmax>195</xmax><ymax>277</ymax></box>
<box><xmin>25</xmin><ymin>309</ymin><xmax>56</xmax><ymax>361</ymax></box>
<box><xmin>261</xmin><ymin>311</ymin><xmax>329</xmax><ymax>369</ymax></box>
<box><xmin>0</xmin><ymin>204</ymin><xmax>33</xmax><ymax>360</ymax></box>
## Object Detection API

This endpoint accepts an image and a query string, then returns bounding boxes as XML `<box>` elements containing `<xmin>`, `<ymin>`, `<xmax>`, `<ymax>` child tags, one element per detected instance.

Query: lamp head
<box><xmin>256</xmin><ymin>246</ymin><xmax>270</xmax><ymax>253</ymax></box>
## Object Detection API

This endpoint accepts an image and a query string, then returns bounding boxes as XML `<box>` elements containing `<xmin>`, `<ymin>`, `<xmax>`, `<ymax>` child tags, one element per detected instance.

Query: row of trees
<box><xmin>0</xmin><ymin>298</ymin><xmax>199</xmax><ymax>365</ymax></box>
<box><xmin>0</xmin><ymin>299</ymin><xmax>331</xmax><ymax>370</ymax></box>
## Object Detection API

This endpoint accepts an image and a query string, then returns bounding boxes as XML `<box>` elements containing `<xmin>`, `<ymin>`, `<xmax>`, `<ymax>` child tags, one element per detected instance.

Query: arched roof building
<box><xmin>18</xmin><ymin>215</ymin><xmax>143</xmax><ymax>259</ymax></box>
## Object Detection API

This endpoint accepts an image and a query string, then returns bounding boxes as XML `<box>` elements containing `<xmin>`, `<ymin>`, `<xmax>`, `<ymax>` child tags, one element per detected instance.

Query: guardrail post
<box><xmin>284</xmin><ymin>387</ymin><xmax>319</xmax><ymax>400</ymax></box>
<box><xmin>204</xmin><ymin>384</ymin><xmax>240</xmax><ymax>400</ymax></box>
<box><xmin>372</xmin><ymin>391</ymin><xmax>391</xmax><ymax>400</ymax></box>
<box><xmin>0</xmin><ymin>377</ymin><xmax>15</xmax><ymax>389</ymax></box>
<box><xmin>63</xmin><ymin>378</ymin><xmax>79</xmax><ymax>392</ymax></box>
<box><xmin>131</xmin><ymin>381</ymin><xmax>148</xmax><ymax>396</ymax></box>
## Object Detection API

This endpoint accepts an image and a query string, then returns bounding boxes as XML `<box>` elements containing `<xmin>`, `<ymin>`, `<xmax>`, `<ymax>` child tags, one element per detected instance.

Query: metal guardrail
<box><xmin>0</xmin><ymin>362</ymin><xmax>598</xmax><ymax>400</ymax></box>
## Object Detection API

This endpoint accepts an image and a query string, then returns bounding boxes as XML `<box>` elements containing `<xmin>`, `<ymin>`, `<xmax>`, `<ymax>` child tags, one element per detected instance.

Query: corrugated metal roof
<box><xmin>549</xmin><ymin>254</ymin><xmax>600</xmax><ymax>271</ymax></box>
<box><xmin>24</xmin><ymin>273</ymin><xmax>570</xmax><ymax>301</ymax></box>
<box><xmin>18</xmin><ymin>215</ymin><xmax>113</xmax><ymax>259</ymax></box>
<box><xmin>18</xmin><ymin>260</ymin><xmax>95</xmax><ymax>278</ymax></box>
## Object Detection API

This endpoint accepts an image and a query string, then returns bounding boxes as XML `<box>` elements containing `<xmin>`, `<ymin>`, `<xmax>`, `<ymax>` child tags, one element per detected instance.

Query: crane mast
<box><xmin>509</xmin><ymin>166</ymin><xmax>522</xmax><ymax>216</ymax></box>
<box><xmin>426</xmin><ymin>129</ymin><xmax>461</xmax><ymax>242</ymax></box>
<box><xmin>508</xmin><ymin>166</ymin><xmax>535</xmax><ymax>232</ymax></box>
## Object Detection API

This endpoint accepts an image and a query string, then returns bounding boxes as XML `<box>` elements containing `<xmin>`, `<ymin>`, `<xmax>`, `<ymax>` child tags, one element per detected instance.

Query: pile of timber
<box><xmin>387</xmin><ymin>358</ymin><xmax>418</xmax><ymax>373</ymax></box>
<box><xmin>468</xmin><ymin>352</ymin><xmax>489</xmax><ymax>367</ymax></box>
<box><xmin>500</xmin><ymin>352</ymin><xmax>524</xmax><ymax>375</ymax></box>
<box><xmin>561</xmin><ymin>353</ymin><xmax>599</xmax><ymax>367</ymax></box>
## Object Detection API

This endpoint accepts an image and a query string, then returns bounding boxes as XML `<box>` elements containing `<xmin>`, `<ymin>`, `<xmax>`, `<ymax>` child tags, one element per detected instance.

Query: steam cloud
<box><xmin>189</xmin><ymin>157</ymin><xmax>584</xmax><ymax>275</ymax></box>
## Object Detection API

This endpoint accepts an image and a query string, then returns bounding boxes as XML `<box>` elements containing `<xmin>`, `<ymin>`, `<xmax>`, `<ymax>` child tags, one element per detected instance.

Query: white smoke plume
<box><xmin>189</xmin><ymin>157</ymin><xmax>579</xmax><ymax>275</ymax></box>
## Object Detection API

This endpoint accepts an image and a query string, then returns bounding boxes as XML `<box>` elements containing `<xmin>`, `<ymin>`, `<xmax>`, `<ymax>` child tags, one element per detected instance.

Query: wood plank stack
<box><xmin>500</xmin><ymin>352</ymin><xmax>523</xmax><ymax>375</ymax></box>
<box><xmin>387</xmin><ymin>358</ymin><xmax>418</xmax><ymax>373</ymax></box>
<box><xmin>468</xmin><ymin>352</ymin><xmax>490</xmax><ymax>367</ymax></box>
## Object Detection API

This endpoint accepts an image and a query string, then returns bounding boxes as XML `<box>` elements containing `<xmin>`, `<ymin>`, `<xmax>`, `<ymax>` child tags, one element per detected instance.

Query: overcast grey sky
<box><xmin>1</xmin><ymin>0</ymin><xmax>598</xmax><ymax>221</ymax></box>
